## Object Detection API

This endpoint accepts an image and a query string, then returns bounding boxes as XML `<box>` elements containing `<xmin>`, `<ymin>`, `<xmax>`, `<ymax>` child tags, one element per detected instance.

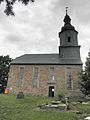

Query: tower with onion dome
<box><xmin>59</xmin><ymin>8</ymin><xmax>81</xmax><ymax>61</ymax></box>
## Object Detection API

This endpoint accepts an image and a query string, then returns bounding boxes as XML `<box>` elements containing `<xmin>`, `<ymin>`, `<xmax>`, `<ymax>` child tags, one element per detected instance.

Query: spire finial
<box><xmin>65</xmin><ymin>7</ymin><xmax>68</xmax><ymax>15</ymax></box>
<box><xmin>64</xmin><ymin>7</ymin><xmax>71</xmax><ymax>25</ymax></box>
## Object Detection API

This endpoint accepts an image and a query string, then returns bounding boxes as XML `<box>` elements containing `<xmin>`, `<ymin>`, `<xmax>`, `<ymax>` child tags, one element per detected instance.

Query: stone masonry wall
<box><xmin>7</xmin><ymin>64</ymin><xmax>82</xmax><ymax>96</ymax></box>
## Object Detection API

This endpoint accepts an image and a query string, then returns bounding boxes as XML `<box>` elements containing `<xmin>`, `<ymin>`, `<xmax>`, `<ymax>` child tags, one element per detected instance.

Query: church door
<box><xmin>49</xmin><ymin>86</ymin><xmax>54</xmax><ymax>97</ymax></box>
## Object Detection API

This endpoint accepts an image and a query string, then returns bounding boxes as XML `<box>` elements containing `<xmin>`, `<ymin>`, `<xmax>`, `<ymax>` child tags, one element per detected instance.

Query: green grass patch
<box><xmin>0</xmin><ymin>94</ymin><xmax>76</xmax><ymax>120</ymax></box>
<box><xmin>76</xmin><ymin>103</ymin><xmax>90</xmax><ymax>114</ymax></box>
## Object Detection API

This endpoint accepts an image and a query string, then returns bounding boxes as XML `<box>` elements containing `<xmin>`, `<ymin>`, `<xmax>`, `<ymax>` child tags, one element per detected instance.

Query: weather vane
<box><xmin>65</xmin><ymin>7</ymin><xmax>68</xmax><ymax>15</ymax></box>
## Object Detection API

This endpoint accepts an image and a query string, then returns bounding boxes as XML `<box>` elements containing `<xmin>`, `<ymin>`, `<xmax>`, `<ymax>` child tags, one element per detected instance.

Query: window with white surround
<box><xmin>50</xmin><ymin>67</ymin><xmax>54</xmax><ymax>82</ymax></box>
<box><xmin>18</xmin><ymin>67</ymin><xmax>24</xmax><ymax>87</ymax></box>
<box><xmin>66</xmin><ymin>67</ymin><xmax>72</xmax><ymax>90</ymax></box>
<box><xmin>33</xmin><ymin>67</ymin><xmax>39</xmax><ymax>88</ymax></box>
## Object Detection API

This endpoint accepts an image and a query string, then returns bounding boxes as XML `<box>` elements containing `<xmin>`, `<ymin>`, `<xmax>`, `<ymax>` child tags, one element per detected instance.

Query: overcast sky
<box><xmin>0</xmin><ymin>0</ymin><xmax>90</xmax><ymax>64</ymax></box>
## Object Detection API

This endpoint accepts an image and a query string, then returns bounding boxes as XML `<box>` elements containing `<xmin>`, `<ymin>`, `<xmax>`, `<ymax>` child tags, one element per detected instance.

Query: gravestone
<box><xmin>17</xmin><ymin>92</ymin><xmax>24</xmax><ymax>99</ymax></box>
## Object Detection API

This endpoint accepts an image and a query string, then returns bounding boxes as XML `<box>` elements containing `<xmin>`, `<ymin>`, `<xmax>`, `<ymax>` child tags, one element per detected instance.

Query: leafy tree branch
<box><xmin>0</xmin><ymin>0</ymin><xmax>35</xmax><ymax>15</ymax></box>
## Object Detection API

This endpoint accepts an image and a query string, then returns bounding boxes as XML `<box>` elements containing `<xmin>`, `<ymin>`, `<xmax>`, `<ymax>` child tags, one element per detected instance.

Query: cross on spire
<box><xmin>64</xmin><ymin>7</ymin><xmax>71</xmax><ymax>25</ymax></box>
<box><xmin>66</xmin><ymin>7</ymin><xmax>68</xmax><ymax>15</ymax></box>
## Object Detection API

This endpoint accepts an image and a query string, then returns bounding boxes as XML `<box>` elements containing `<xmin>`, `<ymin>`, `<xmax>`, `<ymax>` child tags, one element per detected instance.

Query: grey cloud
<box><xmin>0</xmin><ymin>0</ymin><xmax>90</xmax><ymax>62</ymax></box>
<box><xmin>51</xmin><ymin>0</ymin><xmax>90</xmax><ymax>24</ymax></box>
<box><xmin>6</xmin><ymin>34</ymin><xmax>22</xmax><ymax>43</ymax></box>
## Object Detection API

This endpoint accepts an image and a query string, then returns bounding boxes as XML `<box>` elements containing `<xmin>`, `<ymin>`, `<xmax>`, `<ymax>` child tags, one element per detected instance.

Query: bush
<box><xmin>69</xmin><ymin>96</ymin><xmax>87</xmax><ymax>103</ymax></box>
<box><xmin>61</xmin><ymin>98</ymin><xmax>66</xmax><ymax>104</ymax></box>
<box><xmin>56</xmin><ymin>91</ymin><xmax>65</xmax><ymax>101</ymax></box>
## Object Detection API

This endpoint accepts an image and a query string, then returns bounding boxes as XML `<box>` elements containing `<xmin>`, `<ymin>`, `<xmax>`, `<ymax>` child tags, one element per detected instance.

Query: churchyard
<box><xmin>0</xmin><ymin>94</ymin><xmax>90</xmax><ymax>120</ymax></box>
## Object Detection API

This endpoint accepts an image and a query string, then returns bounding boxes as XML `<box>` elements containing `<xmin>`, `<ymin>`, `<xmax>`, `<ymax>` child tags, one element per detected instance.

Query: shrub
<box><xmin>61</xmin><ymin>98</ymin><xmax>66</xmax><ymax>104</ymax></box>
<box><xmin>69</xmin><ymin>96</ymin><xmax>87</xmax><ymax>103</ymax></box>
<box><xmin>56</xmin><ymin>91</ymin><xmax>65</xmax><ymax>101</ymax></box>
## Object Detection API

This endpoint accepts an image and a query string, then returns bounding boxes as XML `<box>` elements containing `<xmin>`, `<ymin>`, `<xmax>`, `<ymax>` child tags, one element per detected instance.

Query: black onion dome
<box><xmin>64</xmin><ymin>14</ymin><xmax>71</xmax><ymax>25</ymax></box>
<box><xmin>60</xmin><ymin>13</ymin><xmax>76</xmax><ymax>33</ymax></box>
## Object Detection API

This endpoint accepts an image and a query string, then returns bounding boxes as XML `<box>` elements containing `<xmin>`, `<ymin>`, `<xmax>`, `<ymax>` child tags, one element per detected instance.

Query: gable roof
<box><xmin>11</xmin><ymin>54</ymin><xmax>83</xmax><ymax>65</ymax></box>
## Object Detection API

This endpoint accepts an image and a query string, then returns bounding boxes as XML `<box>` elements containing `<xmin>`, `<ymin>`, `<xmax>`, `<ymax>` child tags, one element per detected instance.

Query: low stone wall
<box><xmin>39</xmin><ymin>104</ymin><xmax>67</xmax><ymax>111</ymax></box>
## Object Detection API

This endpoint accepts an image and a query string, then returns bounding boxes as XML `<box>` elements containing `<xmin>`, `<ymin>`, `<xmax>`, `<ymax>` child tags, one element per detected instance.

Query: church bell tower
<box><xmin>59</xmin><ymin>8</ymin><xmax>81</xmax><ymax>60</ymax></box>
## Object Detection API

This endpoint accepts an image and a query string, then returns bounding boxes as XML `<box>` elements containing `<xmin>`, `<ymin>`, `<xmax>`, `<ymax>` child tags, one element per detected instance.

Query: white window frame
<box><xmin>18</xmin><ymin>67</ymin><xmax>24</xmax><ymax>87</ymax></box>
<box><xmin>33</xmin><ymin>66</ymin><xmax>39</xmax><ymax>88</ymax></box>
<box><xmin>66</xmin><ymin>67</ymin><xmax>72</xmax><ymax>90</ymax></box>
<box><xmin>50</xmin><ymin>67</ymin><xmax>54</xmax><ymax>82</ymax></box>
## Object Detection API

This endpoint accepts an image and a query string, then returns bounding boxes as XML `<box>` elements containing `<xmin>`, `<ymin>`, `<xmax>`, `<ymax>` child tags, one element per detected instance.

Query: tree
<box><xmin>80</xmin><ymin>52</ymin><xmax>90</xmax><ymax>96</ymax></box>
<box><xmin>0</xmin><ymin>55</ymin><xmax>12</xmax><ymax>93</ymax></box>
<box><xmin>0</xmin><ymin>0</ymin><xmax>34</xmax><ymax>16</ymax></box>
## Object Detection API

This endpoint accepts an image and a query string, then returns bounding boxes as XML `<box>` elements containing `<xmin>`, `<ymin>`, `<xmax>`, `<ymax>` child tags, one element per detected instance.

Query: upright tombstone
<box><xmin>17</xmin><ymin>92</ymin><xmax>24</xmax><ymax>99</ymax></box>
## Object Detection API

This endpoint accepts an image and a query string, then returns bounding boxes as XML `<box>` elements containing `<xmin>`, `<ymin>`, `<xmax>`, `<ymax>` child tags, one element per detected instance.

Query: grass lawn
<box><xmin>0</xmin><ymin>94</ymin><xmax>76</xmax><ymax>120</ymax></box>
<box><xmin>76</xmin><ymin>102</ymin><xmax>90</xmax><ymax>115</ymax></box>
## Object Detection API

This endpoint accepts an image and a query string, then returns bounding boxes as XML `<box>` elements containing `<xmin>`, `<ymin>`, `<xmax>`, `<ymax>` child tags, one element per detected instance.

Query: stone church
<box><xmin>7</xmin><ymin>11</ymin><xmax>82</xmax><ymax>97</ymax></box>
